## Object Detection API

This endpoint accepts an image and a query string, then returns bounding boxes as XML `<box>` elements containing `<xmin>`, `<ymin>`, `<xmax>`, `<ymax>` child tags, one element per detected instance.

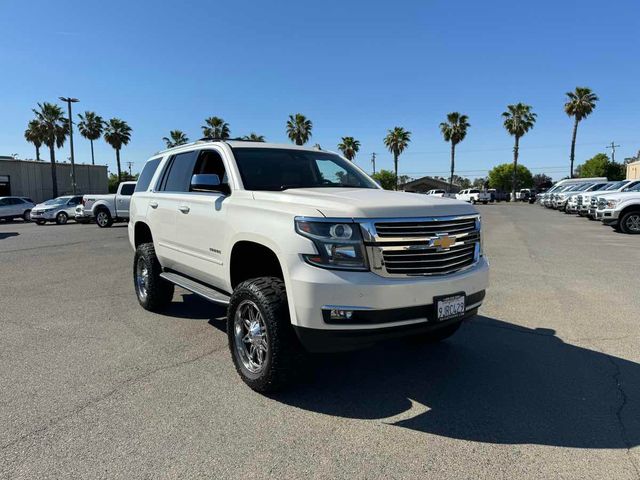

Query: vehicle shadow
<box><xmin>0</xmin><ymin>232</ymin><xmax>19</xmax><ymax>240</ymax></box>
<box><xmin>162</xmin><ymin>292</ymin><xmax>226</xmax><ymax>332</ymax></box>
<box><xmin>273</xmin><ymin>316</ymin><xmax>640</xmax><ymax>449</ymax></box>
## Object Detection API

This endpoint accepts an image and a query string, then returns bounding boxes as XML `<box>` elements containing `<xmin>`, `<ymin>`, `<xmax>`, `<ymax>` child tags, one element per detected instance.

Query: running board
<box><xmin>160</xmin><ymin>272</ymin><xmax>230</xmax><ymax>305</ymax></box>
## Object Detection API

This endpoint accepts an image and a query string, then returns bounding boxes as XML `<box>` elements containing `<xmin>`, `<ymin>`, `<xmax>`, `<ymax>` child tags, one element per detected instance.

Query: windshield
<box><xmin>44</xmin><ymin>196</ymin><xmax>71</xmax><ymax>205</ymax></box>
<box><xmin>623</xmin><ymin>182</ymin><xmax>640</xmax><ymax>193</ymax></box>
<box><xmin>605</xmin><ymin>181</ymin><xmax>627</xmax><ymax>191</ymax></box>
<box><xmin>233</xmin><ymin>148</ymin><xmax>378</xmax><ymax>191</ymax></box>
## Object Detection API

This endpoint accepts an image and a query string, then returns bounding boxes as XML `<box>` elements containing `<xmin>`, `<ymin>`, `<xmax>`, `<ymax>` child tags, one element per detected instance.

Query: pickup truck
<box><xmin>76</xmin><ymin>181</ymin><xmax>136</xmax><ymax>227</ymax></box>
<box><xmin>456</xmin><ymin>189</ymin><xmax>490</xmax><ymax>204</ymax></box>
<box><xmin>593</xmin><ymin>182</ymin><xmax>640</xmax><ymax>233</ymax></box>
<box><xmin>128</xmin><ymin>140</ymin><xmax>489</xmax><ymax>392</ymax></box>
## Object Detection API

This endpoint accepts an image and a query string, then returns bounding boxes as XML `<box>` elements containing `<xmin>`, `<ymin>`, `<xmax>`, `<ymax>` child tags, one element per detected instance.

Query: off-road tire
<box><xmin>619</xmin><ymin>210</ymin><xmax>640</xmax><ymax>234</ymax></box>
<box><xmin>227</xmin><ymin>277</ymin><xmax>304</xmax><ymax>393</ymax></box>
<box><xmin>96</xmin><ymin>209</ymin><xmax>113</xmax><ymax>228</ymax></box>
<box><xmin>411</xmin><ymin>319</ymin><xmax>463</xmax><ymax>343</ymax></box>
<box><xmin>133</xmin><ymin>243</ymin><xmax>174</xmax><ymax>311</ymax></box>
<box><xmin>56</xmin><ymin>212</ymin><xmax>68</xmax><ymax>225</ymax></box>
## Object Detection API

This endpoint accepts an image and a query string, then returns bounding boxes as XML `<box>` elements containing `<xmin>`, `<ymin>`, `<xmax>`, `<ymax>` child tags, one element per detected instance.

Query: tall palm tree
<box><xmin>24</xmin><ymin>119</ymin><xmax>45</xmax><ymax>162</ymax></box>
<box><xmin>201</xmin><ymin>117</ymin><xmax>230</xmax><ymax>139</ymax></box>
<box><xmin>241</xmin><ymin>133</ymin><xmax>266</xmax><ymax>142</ymax></box>
<box><xmin>162</xmin><ymin>130</ymin><xmax>189</xmax><ymax>148</ymax></box>
<box><xmin>383</xmin><ymin>127</ymin><xmax>411</xmax><ymax>190</ymax></box>
<box><xmin>439</xmin><ymin>112</ymin><xmax>470</xmax><ymax>192</ymax></box>
<box><xmin>502</xmin><ymin>103</ymin><xmax>537</xmax><ymax>200</ymax></box>
<box><xmin>77</xmin><ymin>111</ymin><xmax>104</xmax><ymax>165</ymax></box>
<box><xmin>565</xmin><ymin>87</ymin><xmax>599</xmax><ymax>178</ymax></box>
<box><xmin>337</xmin><ymin>136</ymin><xmax>361</xmax><ymax>161</ymax></box>
<box><xmin>103</xmin><ymin>118</ymin><xmax>132</xmax><ymax>182</ymax></box>
<box><xmin>286</xmin><ymin>114</ymin><xmax>312</xmax><ymax>145</ymax></box>
<box><xmin>32</xmin><ymin>102</ymin><xmax>69</xmax><ymax>198</ymax></box>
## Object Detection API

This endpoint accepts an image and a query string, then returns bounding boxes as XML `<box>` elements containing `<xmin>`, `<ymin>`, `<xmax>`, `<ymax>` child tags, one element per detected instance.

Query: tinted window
<box><xmin>470</xmin><ymin>189</ymin><xmax>479</xmax><ymax>194</ymax></box>
<box><xmin>120</xmin><ymin>183</ymin><xmax>135</xmax><ymax>196</ymax></box>
<box><xmin>135</xmin><ymin>158</ymin><xmax>161</xmax><ymax>192</ymax></box>
<box><xmin>160</xmin><ymin>151</ymin><xmax>199</xmax><ymax>192</ymax></box>
<box><xmin>10</xmin><ymin>198</ymin><xmax>24</xmax><ymax>204</ymax></box>
<box><xmin>0</xmin><ymin>198</ymin><xmax>9</xmax><ymax>206</ymax></box>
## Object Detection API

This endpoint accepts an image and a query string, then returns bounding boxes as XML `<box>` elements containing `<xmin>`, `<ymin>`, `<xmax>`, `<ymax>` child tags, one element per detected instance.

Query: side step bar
<box><xmin>160</xmin><ymin>272</ymin><xmax>231</xmax><ymax>305</ymax></box>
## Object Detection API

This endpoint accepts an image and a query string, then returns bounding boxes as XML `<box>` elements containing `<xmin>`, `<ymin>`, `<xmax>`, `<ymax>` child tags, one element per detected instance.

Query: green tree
<box><xmin>103</xmin><ymin>118</ymin><xmax>132</xmax><ymax>182</ymax></box>
<box><xmin>488</xmin><ymin>163</ymin><xmax>533</xmax><ymax>192</ymax></box>
<box><xmin>202</xmin><ymin>117</ymin><xmax>230</xmax><ymax>139</ymax></box>
<box><xmin>77</xmin><ymin>111</ymin><xmax>105</xmax><ymax>165</ymax></box>
<box><xmin>576</xmin><ymin>153</ymin><xmax>625</xmax><ymax>180</ymax></box>
<box><xmin>241</xmin><ymin>133</ymin><xmax>266</xmax><ymax>142</ymax></box>
<box><xmin>286</xmin><ymin>114</ymin><xmax>313</xmax><ymax>145</ymax></box>
<box><xmin>472</xmin><ymin>177</ymin><xmax>487</xmax><ymax>189</ymax></box>
<box><xmin>337</xmin><ymin>136</ymin><xmax>361</xmax><ymax>161</ymax></box>
<box><xmin>502</xmin><ymin>103</ymin><xmax>537</xmax><ymax>199</ymax></box>
<box><xmin>371</xmin><ymin>169</ymin><xmax>397</xmax><ymax>190</ymax></box>
<box><xmin>162</xmin><ymin>130</ymin><xmax>189</xmax><ymax>148</ymax></box>
<box><xmin>32</xmin><ymin>102</ymin><xmax>69</xmax><ymax>198</ymax></box>
<box><xmin>452</xmin><ymin>175</ymin><xmax>471</xmax><ymax>189</ymax></box>
<box><xmin>383</xmin><ymin>127</ymin><xmax>411</xmax><ymax>190</ymax></box>
<box><xmin>565</xmin><ymin>87</ymin><xmax>598</xmax><ymax>178</ymax></box>
<box><xmin>532</xmin><ymin>173</ymin><xmax>553</xmax><ymax>190</ymax></box>
<box><xmin>439</xmin><ymin>112</ymin><xmax>470</xmax><ymax>193</ymax></box>
<box><xmin>24</xmin><ymin>119</ymin><xmax>45</xmax><ymax>161</ymax></box>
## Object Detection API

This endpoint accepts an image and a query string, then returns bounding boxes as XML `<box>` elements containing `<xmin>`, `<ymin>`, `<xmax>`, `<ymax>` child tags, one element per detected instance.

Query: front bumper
<box><xmin>30</xmin><ymin>210</ymin><xmax>56</xmax><ymax>220</ymax></box>
<box><xmin>595</xmin><ymin>209</ymin><xmax>619</xmax><ymax>225</ymax></box>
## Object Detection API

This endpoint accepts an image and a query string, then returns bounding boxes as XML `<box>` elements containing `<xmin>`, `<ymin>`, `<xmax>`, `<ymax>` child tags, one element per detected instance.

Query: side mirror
<box><xmin>191</xmin><ymin>174</ymin><xmax>222</xmax><ymax>193</ymax></box>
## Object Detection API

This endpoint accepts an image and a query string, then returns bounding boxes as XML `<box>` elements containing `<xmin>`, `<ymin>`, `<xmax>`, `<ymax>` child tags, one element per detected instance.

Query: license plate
<box><xmin>435</xmin><ymin>294</ymin><xmax>466</xmax><ymax>321</ymax></box>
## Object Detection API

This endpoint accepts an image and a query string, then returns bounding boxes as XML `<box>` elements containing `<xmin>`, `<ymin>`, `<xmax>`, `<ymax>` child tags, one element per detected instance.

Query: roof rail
<box><xmin>197</xmin><ymin>137</ymin><xmax>259</xmax><ymax>142</ymax></box>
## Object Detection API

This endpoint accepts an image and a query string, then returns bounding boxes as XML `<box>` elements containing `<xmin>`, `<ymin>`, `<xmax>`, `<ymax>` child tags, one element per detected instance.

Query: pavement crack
<box><xmin>0</xmin><ymin>347</ymin><xmax>221</xmax><ymax>452</ymax></box>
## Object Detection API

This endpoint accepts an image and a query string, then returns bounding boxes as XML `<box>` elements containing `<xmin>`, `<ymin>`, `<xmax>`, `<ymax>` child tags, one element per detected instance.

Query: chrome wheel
<box><xmin>57</xmin><ymin>212</ymin><xmax>67</xmax><ymax>224</ymax></box>
<box><xmin>135</xmin><ymin>257</ymin><xmax>149</xmax><ymax>301</ymax></box>
<box><xmin>234</xmin><ymin>300</ymin><xmax>268</xmax><ymax>374</ymax></box>
<box><xmin>96</xmin><ymin>211</ymin><xmax>109</xmax><ymax>227</ymax></box>
<box><xmin>624</xmin><ymin>213</ymin><xmax>640</xmax><ymax>233</ymax></box>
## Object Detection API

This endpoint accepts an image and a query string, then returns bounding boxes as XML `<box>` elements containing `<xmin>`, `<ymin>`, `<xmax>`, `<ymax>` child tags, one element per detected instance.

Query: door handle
<box><xmin>178</xmin><ymin>205</ymin><xmax>190</xmax><ymax>214</ymax></box>
<box><xmin>149</xmin><ymin>201</ymin><xmax>158</xmax><ymax>209</ymax></box>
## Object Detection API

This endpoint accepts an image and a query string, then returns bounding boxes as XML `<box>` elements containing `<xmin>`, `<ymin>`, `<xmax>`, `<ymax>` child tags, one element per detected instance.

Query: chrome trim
<box><xmin>321</xmin><ymin>305</ymin><xmax>374</xmax><ymax>311</ymax></box>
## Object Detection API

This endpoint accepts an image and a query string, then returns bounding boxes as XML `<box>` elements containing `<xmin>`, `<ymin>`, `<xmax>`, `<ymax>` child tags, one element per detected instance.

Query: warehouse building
<box><xmin>0</xmin><ymin>156</ymin><xmax>108</xmax><ymax>203</ymax></box>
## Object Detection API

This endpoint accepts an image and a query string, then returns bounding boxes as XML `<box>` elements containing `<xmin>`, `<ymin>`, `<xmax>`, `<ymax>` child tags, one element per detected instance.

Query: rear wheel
<box><xmin>133</xmin><ymin>243</ymin><xmax>174</xmax><ymax>311</ymax></box>
<box><xmin>95</xmin><ymin>209</ymin><xmax>113</xmax><ymax>228</ymax></box>
<box><xmin>23</xmin><ymin>210</ymin><xmax>31</xmax><ymax>222</ymax></box>
<box><xmin>56</xmin><ymin>212</ymin><xmax>68</xmax><ymax>225</ymax></box>
<box><xmin>227</xmin><ymin>277</ymin><xmax>303</xmax><ymax>393</ymax></box>
<box><xmin>619</xmin><ymin>210</ymin><xmax>640</xmax><ymax>234</ymax></box>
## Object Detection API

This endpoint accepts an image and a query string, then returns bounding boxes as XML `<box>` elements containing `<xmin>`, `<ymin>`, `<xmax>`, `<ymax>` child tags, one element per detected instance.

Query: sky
<box><xmin>1</xmin><ymin>0</ymin><xmax>639</xmax><ymax>181</ymax></box>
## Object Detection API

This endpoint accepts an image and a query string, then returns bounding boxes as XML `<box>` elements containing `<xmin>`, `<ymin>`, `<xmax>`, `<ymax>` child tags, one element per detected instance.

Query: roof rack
<box><xmin>197</xmin><ymin>137</ymin><xmax>258</xmax><ymax>142</ymax></box>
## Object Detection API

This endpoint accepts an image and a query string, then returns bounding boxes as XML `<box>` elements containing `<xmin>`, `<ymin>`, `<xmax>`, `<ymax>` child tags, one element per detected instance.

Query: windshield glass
<box><xmin>233</xmin><ymin>148</ymin><xmax>378</xmax><ymax>191</ymax></box>
<box><xmin>605</xmin><ymin>181</ymin><xmax>626</xmax><ymax>191</ymax></box>
<box><xmin>44</xmin><ymin>196</ymin><xmax>71</xmax><ymax>205</ymax></box>
<box><xmin>623</xmin><ymin>182</ymin><xmax>640</xmax><ymax>193</ymax></box>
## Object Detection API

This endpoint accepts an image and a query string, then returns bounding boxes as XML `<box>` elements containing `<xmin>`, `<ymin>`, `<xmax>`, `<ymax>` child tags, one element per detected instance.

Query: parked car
<box><xmin>77</xmin><ymin>181</ymin><xmax>136</xmax><ymax>227</ymax></box>
<box><xmin>594</xmin><ymin>182</ymin><xmax>640</xmax><ymax>233</ymax></box>
<box><xmin>456</xmin><ymin>189</ymin><xmax>490</xmax><ymax>204</ymax></box>
<box><xmin>540</xmin><ymin>178</ymin><xmax>607</xmax><ymax>208</ymax></box>
<box><xmin>562</xmin><ymin>182</ymin><xmax>608</xmax><ymax>213</ymax></box>
<box><xmin>0</xmin><ymin>196</ymin><xmax>35</xmax><ymax>222</ymax></box>
<box><xmin>129</xmin><ymin>140</ymin><xmax>489</xmax><ymax>392</ymax></box>
<box><xmin>487</xmin><ymin>189</ymin><xmax>509</xmax><ymax>202</ymax></box>
<box><xmin>585</xmin><ymin>180</ymin><xmax>640</xmax><ymax>218</ymax></box>
<box><xmin>30</xmin><ymin>196</ymin><xmax>83</xmax><ymax>225</ymax></box>
<box><xmin>425</xmin><ymin>189</ymin><xmax>446</xmax><ymax>197</ymax></box>
<box><xmin>515</xmin><ymin>189</ymin><xmax>536</xmax><ymax>202</ymax></box>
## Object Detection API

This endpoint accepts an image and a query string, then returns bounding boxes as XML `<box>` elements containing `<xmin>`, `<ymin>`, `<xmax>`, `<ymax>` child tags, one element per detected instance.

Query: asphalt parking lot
<box><xmin>1</xmin><ymin>205</ymin><xmax>639</xmax><ymax>479</ymax></box>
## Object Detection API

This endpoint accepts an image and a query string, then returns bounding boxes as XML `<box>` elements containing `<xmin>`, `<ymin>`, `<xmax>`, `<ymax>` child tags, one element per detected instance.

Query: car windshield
<box><xmin>605</xmin><ymin>181</ymin><xmax>626</xmax><ymax>191</ymax></box>
<box><xmin>233</xmin><ymin>148</ymin><xmax>378</xmax><ymax>191</ymax></box>
<box><xmin>623</xmin><ymin>182</ymin><xmax>640</xmax><ymax>193</ymax></box>
<box><xmin>44</xmin><ymin>196</ymin><xmax>71</xmax><ymax>205</ymax></box>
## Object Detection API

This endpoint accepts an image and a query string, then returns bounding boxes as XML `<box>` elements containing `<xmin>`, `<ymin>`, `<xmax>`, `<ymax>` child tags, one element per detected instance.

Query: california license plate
<box><xmin>435</xmin><ymin>294</ymin><xmax>466</xmax><ymax>321</ymax></box>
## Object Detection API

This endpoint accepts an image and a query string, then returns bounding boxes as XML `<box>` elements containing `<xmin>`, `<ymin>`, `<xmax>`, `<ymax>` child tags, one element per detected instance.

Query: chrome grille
<box><xmin>360</xmin><ymin>215</ymin><xmax>481</xmax><ymax>277</ymax></box>
<box><xmin>577</xmin><ymin>195</ymin><xmax>583</xmax><ymax>206</ymax></box>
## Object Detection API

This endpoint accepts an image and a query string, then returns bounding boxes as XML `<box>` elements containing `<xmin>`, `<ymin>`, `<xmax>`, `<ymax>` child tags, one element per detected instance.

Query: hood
<box><xmin>253</xmin><ymin>188</ymin><xmax>478</xmax><ymax>218</ymax></box>
<box><xmin>596</xmin><ymin>191</ymin><xmax>640</xmax><ymax>201</ymax></box>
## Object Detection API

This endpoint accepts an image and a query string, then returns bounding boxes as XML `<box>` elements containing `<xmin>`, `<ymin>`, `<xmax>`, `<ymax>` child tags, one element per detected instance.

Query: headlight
<box><xmin>295</xmin><ymin>219</ymin><xmax>368</xmax><ymax>271</ymax></box>
<box><xmin>606</xmin><ymin>200</ymin><xmax>618</xmax><ymax>209</ymax></box>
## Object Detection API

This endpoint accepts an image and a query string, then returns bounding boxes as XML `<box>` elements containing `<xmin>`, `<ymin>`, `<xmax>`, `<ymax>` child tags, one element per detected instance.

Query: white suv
<box><xmin>128</xmin><ymin>140</ymin><xmax>489</xmax><ymax>391</ymax></box>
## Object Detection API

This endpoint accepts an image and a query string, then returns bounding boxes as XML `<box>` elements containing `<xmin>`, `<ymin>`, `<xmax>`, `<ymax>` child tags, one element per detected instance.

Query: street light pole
<box><xmin>60</xmin><ymin>97</ymin><xmax>79</xmax><ymax>194</ymax></box>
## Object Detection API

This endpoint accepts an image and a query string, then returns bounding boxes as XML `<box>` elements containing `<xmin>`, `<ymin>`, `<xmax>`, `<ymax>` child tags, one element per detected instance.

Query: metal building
<box><xmin>0</xmin><ymin>156</ymin><xmax>108</xmax><ymax>203</ymax></box>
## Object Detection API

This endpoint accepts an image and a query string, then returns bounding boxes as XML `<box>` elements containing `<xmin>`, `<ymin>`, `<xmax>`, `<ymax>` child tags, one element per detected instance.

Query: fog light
<box><xmin>330</xmin><ymin>309</ymin><xmax>354</xmax><ymax>320</ymax></box>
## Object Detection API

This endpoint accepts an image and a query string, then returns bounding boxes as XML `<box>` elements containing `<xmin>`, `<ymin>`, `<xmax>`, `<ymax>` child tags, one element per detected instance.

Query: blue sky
<box><xmin>1</xmin><ymin>0</ymin><xmax>638</xmax><ymax>180</ymax></box>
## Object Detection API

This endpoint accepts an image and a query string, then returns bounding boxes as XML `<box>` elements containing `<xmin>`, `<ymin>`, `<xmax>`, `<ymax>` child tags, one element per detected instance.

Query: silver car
<box><xmin>31</xmin><ymin>196</ymin><xmax>83</xmax><ymax>225</ymax></box>
<box><xmin>0</xmin><ymin>196</ymin><xmax>36</xmax><ymax>222</ymax></box>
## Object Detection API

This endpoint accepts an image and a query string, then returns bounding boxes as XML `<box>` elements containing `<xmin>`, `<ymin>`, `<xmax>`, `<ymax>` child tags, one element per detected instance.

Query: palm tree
<box><xmin>24</xmin><ymin>119</ymin><xmax>45</xmax><ymax>162</ymax></box>
<box><xmin>383</xmin><ymin>127</ymin><xmax>411</xmax><ymax>190</ymax></box>
<box><xmin>103</xmin><ymin>118</ymin><xmax>132</xmax><ymax>182</ymax></box>
<box><xmin>502</xmin><ymin>103</ymin><xmax>537</xmax><ymax>200</ymax></box>
<box><xmin>32</xmin><ymin>102</ymin><xmax>69</xmax><ymax>198</ymax></box>
<box><xmin>162</xmin><ymin>130</ymin><xmax>189</xmax><ymax>148</ymax></box>
<box><xmin>337</xmin><ymin>136</ymin><xmax>361</xmax><ymax>161</ymax></box>
<box><xmin>241</xmin><ymin>133</ymin><xmax>266</xmax><ymax>142</ymax></box>
<box><xmin>77</xmin><ymin>111</ymin><xmax>105</xmax><ymax>165</ymax></box>
<box><xmin>201</xmin><ymin>117</ymin><xmax>230</xmax><ymax>139</ymax></box>
<box><xmin>565</xmin><ymin>87</ymin><xmax>599</xmax><ymax>178</ymax></box>
<box><xmin>439</xmin><ymin>112</ymin><xmax>470</xmax><ymax>192</ymax></box>
<box><xmin>286</xmin><ymin>114</ymin><xmax>312</xmax><ymax>145</ymax></box>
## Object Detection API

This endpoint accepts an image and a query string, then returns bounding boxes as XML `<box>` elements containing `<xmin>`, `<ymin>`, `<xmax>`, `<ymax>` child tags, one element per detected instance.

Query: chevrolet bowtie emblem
<box><xmin>432</xmin><ymin>235</ymin><xmax>456</xmax><ymax>250</ymax></box>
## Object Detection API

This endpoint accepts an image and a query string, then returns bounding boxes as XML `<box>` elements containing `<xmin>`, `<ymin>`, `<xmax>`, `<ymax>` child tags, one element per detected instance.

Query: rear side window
<box><xmin>159</xmin><ymin>151</ymin><xmax>199</xmax><ymax>192</ymax></box>
<box><xmin>135</xmin><ymin>158</ymin><xmax>161</xmax><ymax>192</ymax></box>
<box><xmin>120</xmin><ymin>184</ymin><xmax>135</xmax><ymax>196</ymax></box>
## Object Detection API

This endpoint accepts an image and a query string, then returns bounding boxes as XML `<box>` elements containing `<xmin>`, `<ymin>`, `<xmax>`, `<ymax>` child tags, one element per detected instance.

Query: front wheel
<box><xmin>133</xmin><ymin>243</ymin><xmax>174</xmax><ymax>311</ymax></box>
<box><xmin>619</xmin><ymin>210</ymin><xmax>640</xmax><ymax>234</ymax></box>
<box><xmin>227</xmin><ymin>277</ymin><xmax>303</xmax><ymax>393</ymax></box>
<box><xmin>95</xmin><ymin>209</ymin><xmax>113</xmax><ymax>228</ymax></box>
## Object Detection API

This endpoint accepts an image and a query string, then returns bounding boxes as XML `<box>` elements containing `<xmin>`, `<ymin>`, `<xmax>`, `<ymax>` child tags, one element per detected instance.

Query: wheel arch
<box><xmin>229</xmin><ymin>240</ymin><xmax>285</xmax><ymax>290</ymax></box>
<box><xmin>134</xmin><ymin>221</ymin><xmax>154</xmax><ymax>248</ymax></box>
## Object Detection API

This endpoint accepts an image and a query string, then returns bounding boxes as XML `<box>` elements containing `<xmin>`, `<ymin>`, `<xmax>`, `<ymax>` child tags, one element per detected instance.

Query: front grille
<box><xmin>590</xmin><ymin>197</ymin><xmax>598</xmax><ymax>208</ymax></box>
<box><xmin>374</xmin><ymin>217</ymin><xmax>477</xmax><ymax>238</ymax></box>
<box><xmin>577</xmin><ymin>195</ymin><xmax>583</xmax><ymax>206</ymax></box>
<box><xmin>363</xmin><ymin>216</ymin><xmax>481</xmax><ymax>277</ymax></box>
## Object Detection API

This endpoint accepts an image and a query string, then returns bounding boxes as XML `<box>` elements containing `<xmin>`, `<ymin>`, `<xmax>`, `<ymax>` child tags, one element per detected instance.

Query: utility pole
<box><xmin>606</xmin><ymin>142</ymin><xmax>620</xmax><ymax>163</ymax></box>
<box><xmin>127</xmin><ymin>162</ymin><xmax>134</xmax><ymax>176</ymax></box>
<box><xmin>371</xmin><ymin>152</ymin><xmax>376</xmax><ymax>174</ymax></box>
<box><xmin>59</xmin><ymin>97</ymin><xmax>79</xmax><ymax>194</ymax></box>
